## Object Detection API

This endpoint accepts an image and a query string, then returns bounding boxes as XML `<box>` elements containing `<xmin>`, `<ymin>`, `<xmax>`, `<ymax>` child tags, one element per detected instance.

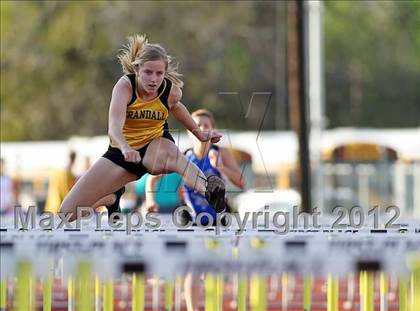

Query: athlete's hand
<box><xmin>210</xmin><ymin>131</ymin><xmax>222</xmax><ymax>143</ymax></box>
<box><xmin>146</xmin><ymin>201</ymin><xmax>160</xmax><ymax>213</ymax></box>
<box><xmin>196</xmin><ymin>130</ymin><xmax>222</xmax><ymax>143</ymax></box>
<box><xmin>121</xmin><ymin>146</ymin><xmax>141</xmax><ymax>163</ymax></box>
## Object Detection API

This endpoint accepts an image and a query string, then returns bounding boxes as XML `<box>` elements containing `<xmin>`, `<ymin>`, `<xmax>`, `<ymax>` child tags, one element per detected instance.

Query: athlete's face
<box><xmin>193</xmin><ymin>115</ymin><xmax>214</xmax><ymax>132</ymax></box>
<box><xmin>137</xmin><ymin>60</ymin><xmax>166</xmax><ymax>94</ymax></box>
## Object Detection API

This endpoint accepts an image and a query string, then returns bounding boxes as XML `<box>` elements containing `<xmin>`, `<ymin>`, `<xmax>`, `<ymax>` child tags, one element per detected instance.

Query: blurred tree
<box><xmin>1</xmin><ymin>1</ymin><xmax>419</xmax><ymax>141</ymax></box>
<box><xmin>324</xmin><ymin>1</ymin><xmax>420</xmax><ymax>128</ymax></box>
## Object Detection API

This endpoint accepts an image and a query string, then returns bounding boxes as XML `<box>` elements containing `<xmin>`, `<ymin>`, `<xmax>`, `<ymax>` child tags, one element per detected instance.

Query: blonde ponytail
<box><xmin>117</xmin><ymin>34</ymin><xmax>184</xmax><ymax>88</ymax></box>
<box><xmin>165</xmin><ymin>54</ymin><xmax>184</xmax><ymax>88</ymax></box>
<box><xmin>117</xmin><ymin>34</ymin><xmax>148</xmax><ymax>74</ymax></box>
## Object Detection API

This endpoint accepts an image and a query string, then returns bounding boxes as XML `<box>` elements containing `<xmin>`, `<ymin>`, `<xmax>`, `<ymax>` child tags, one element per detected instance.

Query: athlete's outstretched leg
<box><xmin>60</xmin><ymin>158</ymin><xmax>136</xmax><ymax>221</ymax></box>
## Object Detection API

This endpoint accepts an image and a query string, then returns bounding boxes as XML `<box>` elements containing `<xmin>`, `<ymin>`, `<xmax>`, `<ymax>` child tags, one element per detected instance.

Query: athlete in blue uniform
<box><xmin>145</xmin><ymin>109</ymin><xmax>245</xmax><ymax>225</ymax></box>
<box><xmin>182</xmin><ymin>144</ymin><xmax>223</xmax><ymax>225</ymax></box>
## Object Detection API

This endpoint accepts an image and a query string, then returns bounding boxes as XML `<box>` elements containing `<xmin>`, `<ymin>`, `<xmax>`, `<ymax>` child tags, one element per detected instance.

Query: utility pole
<box><xmin>287</xmin><ymin>0</ymin><xmax>312</xmax><ymax>213</ymax></box>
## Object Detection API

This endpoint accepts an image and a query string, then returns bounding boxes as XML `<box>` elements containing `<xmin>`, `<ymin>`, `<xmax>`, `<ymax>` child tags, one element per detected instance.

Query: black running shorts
<box><xmin>102</xmin><ymin>131</ymin><xmax>175</xmax><ymax>179</ymax></box>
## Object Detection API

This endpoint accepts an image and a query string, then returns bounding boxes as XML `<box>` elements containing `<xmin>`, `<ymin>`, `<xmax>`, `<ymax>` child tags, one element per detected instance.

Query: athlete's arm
<box><xmin>168</xmin><ymin>85</ymin><xmax>222</xmax><ymax>143</ymax></box>
<box><xmin>108</xmin><ymin>77</ymin><xmax>141</xmax><ymax>163</ymax></box>
<box><xmin>209</xmin><ymin>147</ymin><xmax>246</xmax><ymax>189</ymax></box>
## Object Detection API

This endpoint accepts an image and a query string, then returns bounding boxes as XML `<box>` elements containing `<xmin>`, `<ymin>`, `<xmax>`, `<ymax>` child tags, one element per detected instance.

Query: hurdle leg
<box><xmin>216</xmin><ymin>273</ymin><xmax>224</xmax><ymax>311</ymax></box>
<box><xmin>76</xmin><ymin>261</ymin><xmax>93</xmax><ymax>311</ymax></box>
<box><xmin>205</xmin><ymin>274</ymin><xmax>217</xmax><ymax>311</ymax></box>
<box><xmin>250</xmin><ymin>274</ymin><xmax>267</xmax><ymax>311</ymax></box>
<box><xmin>365</xmin><ymin>271</ymin><xmax>375</xmax><ymax>311</ymax></box>
<box><xmin>399</xmin><ymin>277</ymin><xmax>408</xmax><ymax>311</ymax></box>
<box><xmin>237</xmin><ymin>274</ymin><xmax>247</xmax><ymax>311</ymax></box>
<box><xmin>103</xmin><ymin>278</ymin><xmax>113</xmax><ymax>311</ymax></box>
<box><xmin>282</xmin><ymin>273</ymin><xmax>288</xmax><ymax>311</ymax></box>
<box><xmin>43</xmin><ymin>275</ymin><xmax>52</xmax><ymax>311</ymax></box>
<box><xmin>94</xmin><ymin>276</ymin><xmax>100</xmax><ymax>311</ymax></box>
<box><xmin>0</xmin><ymin>277</ymin><xmax>6</xmax><ymax>311</ymax></box>
<box><xmin>410</xmin><ymin>268</ymin><xmax>420</xmax><ymax>311</ymax></box>
<box><xmin>15</xmin><ymin>261</ymin><xmax>34</xmax><ymax>311</ymax></box>
<box><xmin>164</xmin><ymin>279</ymin><xmax>173</xmax><ymax>311</ymax></box>
<box><xmin>303</xmin><ymin>274</ymin><xmax>312</xmax><ymax>311</ymax></box>
<box><xmin>68</xmin><ymin>276</ymin><xmax>74</xmax><ymax>311</ymax></box>
<box><xmin>174</xmin><ymin>275</ymin><xmax>182</xmax><ymax>311</ymax></box>
<box><xmin>327</xmin><ymin>273</ymin><xmax>339</xmax><ymax>311</ymax></box>
<box><xmin>152</xmin><ymin>275</ymin><xmax>159</xmax><ymax>311</ymax></box>
<box><xmin>380</xmin><ymin>272</ymin><xmax>388</xmax><ymax>311</ymax></box>
<box><xmin>132</xmin><ymin>273</ymin><xmax>145</xmax><ymax>311</ymax></box>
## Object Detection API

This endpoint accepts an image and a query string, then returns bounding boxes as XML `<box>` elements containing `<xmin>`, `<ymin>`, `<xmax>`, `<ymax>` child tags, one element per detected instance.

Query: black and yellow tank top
<box><xmin>111</xmin><ymin>74</ymin><xmax>173</xmax><ymax>150</ymax></box>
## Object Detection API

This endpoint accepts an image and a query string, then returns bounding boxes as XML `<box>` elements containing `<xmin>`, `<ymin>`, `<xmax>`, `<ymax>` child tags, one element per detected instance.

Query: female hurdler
<box><xmin>60</xmin><ymin>34</ymin><xmax>225</xmax><ymax>221</ymax></box>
